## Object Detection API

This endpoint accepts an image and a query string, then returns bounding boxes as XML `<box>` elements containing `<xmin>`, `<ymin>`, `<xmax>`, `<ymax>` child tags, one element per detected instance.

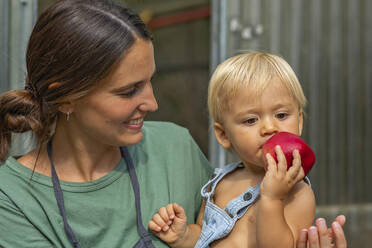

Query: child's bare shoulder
<box><xmin>285</xmin><ymin>180</ymin><xmax>314</xmax><ymax>203</ymax></box>
<box><xmin>284</xmin><ymin>180</ymin><xmax>315</xmax><ymax>218</ymax></box>
<box><xmin>216</xmin><ymin>167</ymin><xmax>258</xmax><ymax>192</ymax></box>
<box><xmin>214</xmin><ymin>167</ymin><xmax>258</xmax><ymax>207</ymax></box>
<box><xmin>283</xmin><ymin>181</ymin><xmax>315</xmax><ymax>230</ymax></box>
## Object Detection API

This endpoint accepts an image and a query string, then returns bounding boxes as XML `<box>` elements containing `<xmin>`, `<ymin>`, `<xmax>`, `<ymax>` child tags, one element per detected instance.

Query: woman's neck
<box><xmin>49</xmin><ymin>123</ymin><xmax>122</xmax><ymax>182</ymax></box>
<box><xmin>19</xmin><ymin>123</ymin><xmax>122</xmax><ymax>182</ymax></box>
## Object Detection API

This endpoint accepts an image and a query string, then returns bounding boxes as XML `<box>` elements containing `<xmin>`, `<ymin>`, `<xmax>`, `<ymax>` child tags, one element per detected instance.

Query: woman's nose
<box><xmin>139</xmin><ymin>82</ymin><xmax>158</xmax><ymax>112</ymax></box>
<box><xmin>260</xmin><ymin>117</ymin><xmax>278</xmax><ymax>136</ymax></box>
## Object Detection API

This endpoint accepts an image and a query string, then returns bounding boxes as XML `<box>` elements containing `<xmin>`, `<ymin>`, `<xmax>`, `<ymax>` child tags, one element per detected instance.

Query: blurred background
<box><xmin>0</xmin><ymin>0</ymin><xmax>371</xmax><ymax>246</ymax></box>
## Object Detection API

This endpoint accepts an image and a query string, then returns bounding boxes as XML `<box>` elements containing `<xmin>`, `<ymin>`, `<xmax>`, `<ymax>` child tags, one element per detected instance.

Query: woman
<box><xmin>0</xmin><ymin>0</ymin><xmax>346</xmax><ymax>247</ymax></box>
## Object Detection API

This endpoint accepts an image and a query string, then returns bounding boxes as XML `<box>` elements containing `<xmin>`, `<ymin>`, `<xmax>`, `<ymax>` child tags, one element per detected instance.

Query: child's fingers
<box><xmin>291</xmin><ymin>149</ymin><xmax>302</xmax><ymax>171</ymax></box>
<box><xmin>287</xmin><ymin>149</ymin><xmax>304</xmax><ymax>181</ymax></box>
<box><xmin>173</xmin><ymin>203</ymin><xmax>187</xmax><ymax>220</ymax></box>
<box><xmin>148</xmin><ymin>220</ymin><xmax>162</xmax><ymax>232</ymax></box>
<box><xmin>265</xmin><ymin>153</ymin><xmax>277</xmax><ymax>173</ymax></box>
<box><xmin>158</xmin><ymin>207</ymin><xmax>172</xmax><ymax>226</ymax></box>
<box><xmin>275</xmin><ymin>145</ymin><xmax>287</xmax><ymax>175</ymax></box>
<box><xmin>166</xmin><ymin>204</ymin><xmax>176</xmax><ymax>220</ymax></box>
<box><xmin>152</xmin><ymin>213</ymin><xmax>169</xmax><ymax>231</ymax></box>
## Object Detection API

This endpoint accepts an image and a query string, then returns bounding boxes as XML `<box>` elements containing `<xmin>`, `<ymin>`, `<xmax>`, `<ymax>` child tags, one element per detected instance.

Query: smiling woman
<box><xmin>0</xmin><ymin>0</ymin><xmax>212</xmax><ymax>247</ymax></box>
<box><xmin>68</xmin><ymin>39</ymin><xmax>158</xmax><ymax>149</ymax></box>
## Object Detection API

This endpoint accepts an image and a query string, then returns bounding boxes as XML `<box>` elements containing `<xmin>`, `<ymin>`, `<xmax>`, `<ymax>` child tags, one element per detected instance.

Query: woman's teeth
<box><xmin>128</xmin><ymin>118</ymin><xmax>143</xmax><ymax>125</ymax></box>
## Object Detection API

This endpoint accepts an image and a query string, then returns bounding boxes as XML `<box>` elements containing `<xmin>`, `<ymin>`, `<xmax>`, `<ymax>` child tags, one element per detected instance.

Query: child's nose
<box><xmin>260</xmin><ymin>117</ymin><xmax>278</xmax><ymax>136</ymax></box>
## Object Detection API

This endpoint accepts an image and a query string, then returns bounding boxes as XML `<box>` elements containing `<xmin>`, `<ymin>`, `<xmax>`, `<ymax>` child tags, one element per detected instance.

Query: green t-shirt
<box><xmin>0</xmin><ymin>122</ymin><xmax>212</xmax><ymax>248</ymax></box>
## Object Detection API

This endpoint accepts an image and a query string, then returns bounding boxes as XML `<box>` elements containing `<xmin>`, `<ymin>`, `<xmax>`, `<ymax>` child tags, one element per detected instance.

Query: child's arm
<box><xmin>257</xmin><ymin>146</ymin><xmax>316</xmax><ymax>248</ymax></box>
<box><xmin>148</xmin><ymin>202</ymin><xmax>205</xmax><ymax>248</ymax></box>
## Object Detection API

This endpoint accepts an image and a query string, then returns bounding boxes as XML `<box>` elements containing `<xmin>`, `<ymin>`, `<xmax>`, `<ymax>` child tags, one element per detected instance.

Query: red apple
<box><xmin>262</xmin><ymin>132</ymin><xmax>315</xmax><ymax>176</ymax></box>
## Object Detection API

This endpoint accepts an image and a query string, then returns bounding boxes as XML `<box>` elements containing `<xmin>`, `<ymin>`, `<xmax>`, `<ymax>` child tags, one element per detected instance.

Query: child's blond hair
<box><xmin>208</xmin><ymin>52</ymin><xmax>307</xmax><ymax>123</ymax></box>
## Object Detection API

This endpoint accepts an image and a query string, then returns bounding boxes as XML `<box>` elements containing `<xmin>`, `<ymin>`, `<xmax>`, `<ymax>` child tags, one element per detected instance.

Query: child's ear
<box><xmin>298</xmin><ymin>110</ymin><xmax>303</xmax><ymax>135</ymax></box>
<box><xmin>213</xmin><ymin>122</ymin><xmax>232</xmax><ymax>149</ymax></box>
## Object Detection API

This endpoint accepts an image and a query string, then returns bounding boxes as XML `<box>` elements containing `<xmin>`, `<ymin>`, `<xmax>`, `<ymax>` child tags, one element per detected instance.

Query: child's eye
<box><xmin>276</xmin><ymin>113</ymin><xmax>288</xmax><ymax>119</ymax></box>
<box><xmin>244</xmin><ymin>118</ymin><xmax>258</xmax><ymax>125</ymax></box>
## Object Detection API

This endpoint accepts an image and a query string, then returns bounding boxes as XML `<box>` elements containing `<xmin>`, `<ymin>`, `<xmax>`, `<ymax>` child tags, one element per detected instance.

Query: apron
<box><xmin>47</xmin><ymin>141</ymin><xmax>156</xmax><ymax>248</ymax></box>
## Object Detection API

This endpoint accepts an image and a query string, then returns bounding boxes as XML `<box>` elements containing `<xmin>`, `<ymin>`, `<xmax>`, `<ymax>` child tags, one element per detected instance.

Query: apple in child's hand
<box><xmin>262</xmin><ymin>132</ymin><xmax>315</xmax><ymax>176</ymax></box>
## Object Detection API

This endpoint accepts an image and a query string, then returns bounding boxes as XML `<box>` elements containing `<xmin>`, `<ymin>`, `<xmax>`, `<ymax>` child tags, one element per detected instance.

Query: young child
<box><xmin>148</xmin><ymin>52</ymin><xmax>316</xmax><ymax>248</ymax></box>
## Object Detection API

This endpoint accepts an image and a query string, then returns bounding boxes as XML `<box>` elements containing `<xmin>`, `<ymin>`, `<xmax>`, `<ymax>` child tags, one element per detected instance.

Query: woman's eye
<box><xmin>276</xmin><ymin>113</ymin><xmax>288</xmax><ymax>119</ymax></box>
<box><xmin>119</xmin><ymin>88</ymin><xmax>138</xmax><ymax>97</ymax></box>
<box><xmin>245</xmin><ymin>118</ymin><xmax>257</xmax><ymax>125</ymax></box>
<box><xmin>119</xmin><ymin>81</ymin><xmax>146</xmax><ymax>97</ymax></box>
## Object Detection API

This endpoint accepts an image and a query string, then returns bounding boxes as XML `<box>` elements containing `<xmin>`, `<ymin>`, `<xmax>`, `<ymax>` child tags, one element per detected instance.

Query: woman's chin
<box><xmin>118</xmin><ymin>132</ymin><xmax>144</xmax><ymax>146</ymax></box>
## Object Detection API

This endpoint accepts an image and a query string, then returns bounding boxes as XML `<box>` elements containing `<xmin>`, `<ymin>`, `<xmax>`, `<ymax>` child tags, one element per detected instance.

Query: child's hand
<box><xmin>260</xmin><ymin>145</ymin><xmax>305</xmax><ymax>201</ymax></box>
<box><xmin>148</xmin><ymin>203</ymin><xmax>188</xmax><ymax>245</ymax></box>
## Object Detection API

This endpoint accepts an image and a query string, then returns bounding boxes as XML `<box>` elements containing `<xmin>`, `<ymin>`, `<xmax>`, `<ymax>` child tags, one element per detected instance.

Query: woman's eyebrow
<box><xmin>110</xmin><ymin>81</ymin><xmax>144</xmax><ymax>94</ymax></box>
<box><xmin>110</xmin><ymin>70</ymin><xmax>156</xmax><ymax>93</ymax></box>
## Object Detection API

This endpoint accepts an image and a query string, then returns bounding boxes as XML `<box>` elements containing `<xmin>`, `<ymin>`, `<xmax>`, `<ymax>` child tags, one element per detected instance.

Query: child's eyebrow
<box><xmin>235</xmin><ymin>108</ymin><xmax>258</xmax><ymax>117</ymax></box>
<box><xmin>235</xmin><ymin>103</ymin><xmax>296</xmax><ymax>116</ymax></box>
<box><xmin>271</xmin><ymin>103</ymin><xmax>296</xmax><ymax>109</ymax></box>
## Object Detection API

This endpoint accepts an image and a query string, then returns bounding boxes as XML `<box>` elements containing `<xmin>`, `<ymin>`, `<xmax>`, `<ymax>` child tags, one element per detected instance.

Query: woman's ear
<box><xmin>58</xmin><ymin>102</ymin><xmax>74</xmax><ymax>116</ymax></box>
<box><xmin>49</xmin><ymin>82</ymin><xmax>75</xmax><ymax>115</ymax></box>
<box><xmin>213</xmin><ymin>122</ymin><xmax>232</xmax><ymax>149</ymax></box>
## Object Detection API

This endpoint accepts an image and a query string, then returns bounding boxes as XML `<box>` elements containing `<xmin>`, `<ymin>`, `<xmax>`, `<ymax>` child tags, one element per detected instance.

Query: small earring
<box><xmin>66</xmin><ymin>112</ymin><xmax>70</xmax><ymax>121</ymax></box>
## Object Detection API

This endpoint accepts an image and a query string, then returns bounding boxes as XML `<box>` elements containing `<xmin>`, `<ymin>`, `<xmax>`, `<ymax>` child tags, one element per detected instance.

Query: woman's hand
<box><xmin>296</xmin><ymin>215</ymin><xmax>347</xmax><ymax>248</ymax></box>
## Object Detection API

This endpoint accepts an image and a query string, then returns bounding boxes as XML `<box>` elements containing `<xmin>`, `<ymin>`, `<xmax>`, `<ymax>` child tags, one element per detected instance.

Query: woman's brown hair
<box><xmin>0</xmin><ymin>0</ymin><xmax>152</xmax><ymax>161</ymax></box>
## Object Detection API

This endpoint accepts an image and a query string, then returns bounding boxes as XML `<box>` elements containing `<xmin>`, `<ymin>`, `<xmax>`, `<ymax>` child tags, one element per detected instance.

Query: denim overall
<box><xmin>194</xmin><ymin>162</ymin><xmax>261</xmax><ymax>248</ymax></box>
<box><xmin>194</xmin><ymin>162</ymin><xmax>311</xmax><ymax>248</ymax></box>
<box><xmin>47</xmin><ymin>141</ymin><xmax>155</xmax><ymax>248</ymax></box>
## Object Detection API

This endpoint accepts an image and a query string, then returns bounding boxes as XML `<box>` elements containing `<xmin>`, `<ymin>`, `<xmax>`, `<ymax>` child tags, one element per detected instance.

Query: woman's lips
<box><xmin>123</xmin><ymin>118</ymin><xmax>144</xmax><ymax>130</ymax></box>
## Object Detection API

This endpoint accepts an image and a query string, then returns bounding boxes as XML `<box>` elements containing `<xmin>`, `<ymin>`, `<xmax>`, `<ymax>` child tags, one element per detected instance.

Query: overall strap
<box><xmin>120</xmin><ymin>147</ymin><xmax>154</xmax><ymax>247</ymax></box>
<box><xmin>47</xmin><ymin>140</ymin><xmax>81</xmax><ymax>248</ymax></box>
<box><xmin>201</xmin><ymin>162</ymin><xmax>241</xmax><ymax>200</ymax></box>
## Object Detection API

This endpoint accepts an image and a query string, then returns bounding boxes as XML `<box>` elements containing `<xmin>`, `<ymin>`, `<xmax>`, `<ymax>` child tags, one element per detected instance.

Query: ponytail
<box><xmin>0</xmin><ymin>89</ymin><xmax>43</xmax><ymax>161</ymax></box>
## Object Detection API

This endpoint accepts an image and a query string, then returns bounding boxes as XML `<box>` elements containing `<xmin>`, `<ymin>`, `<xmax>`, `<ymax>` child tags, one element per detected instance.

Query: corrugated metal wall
<box><xmin>0</xmin><ymin>0</ymin><xmax>10</xmax><ymax>93</ymax></box>
<box><xmin>210</xmin><ymin>0</ymin><xmax>371</xmax><ymax>246</ymax></box>
<box><xmin>0</xmin><ymin>0</ymin><xmax>38</xmax><ymax>156</ymax></box>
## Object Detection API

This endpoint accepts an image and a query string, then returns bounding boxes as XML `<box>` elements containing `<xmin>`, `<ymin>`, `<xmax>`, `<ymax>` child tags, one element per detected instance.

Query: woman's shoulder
<box><xmin>0</xmin><ymin>158</ymin><xmax>23</xmax><ymax>201</ymax></box>
<box><xmin>0</xmin><ymin>157</ymin><xmax>15</xmax><ymax>176</ymax></box>
<box><xmin>142</xmin><ymin>121</ymin><xmax>193</xmax><ymax>144</ymax></box>
<box><xmin>143</xmin><ymin>121</ymin><xmax>189</xmax><ymax>135</ymax></box>
<box><xmin>0</xmin><ymin>155</ymin><xmax>42</xmax><ymax>188</ymax></box>
<box><xmin>0</xmin><ymin>157</ymin><xmax>22</xmax><ymax>181</ymax></box>
<box><xmin>139</xmin><ymin>121</ymin><xmax>209</xmax><ymax>167</ymax></box>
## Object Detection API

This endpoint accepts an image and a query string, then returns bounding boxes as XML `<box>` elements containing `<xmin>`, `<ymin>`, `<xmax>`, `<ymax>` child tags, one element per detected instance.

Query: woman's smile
<box><xmin>124</xmin><ymin>117</ymin><xmax>144</xmax><ymax>130</ymax></box>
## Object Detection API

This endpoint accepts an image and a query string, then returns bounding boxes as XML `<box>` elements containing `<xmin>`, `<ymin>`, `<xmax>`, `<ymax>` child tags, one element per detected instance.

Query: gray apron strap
<box><xmin>120</xmin><ymin>147</ymin><xmax>155</xmax><ymax>248</ymax></box>
<box><xmin>47</xmin><ymin>140</ymin><xmax>155</xmax><ymax>248</ymax></box>
<box><xmin>47</xmin><ymin>140</ymin><xmax>81</xmax><ymax>248</ymax></box>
